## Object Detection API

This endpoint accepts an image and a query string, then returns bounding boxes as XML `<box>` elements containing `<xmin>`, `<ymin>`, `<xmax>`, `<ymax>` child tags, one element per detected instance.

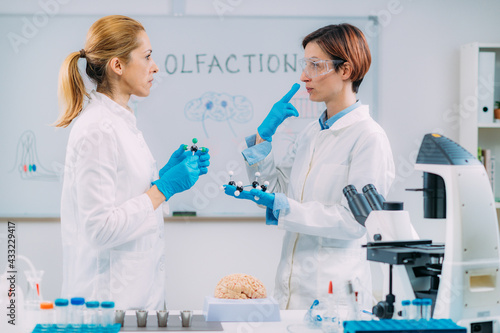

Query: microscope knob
<box><xmin>372</xmin><ymin>303</ymin><xmax>385</xmax><ymax>318</ymax></box>
<box><xmin>372</xmin><ymin>301</ymin><xmax>394</xmax><ymax>319</ymax></box>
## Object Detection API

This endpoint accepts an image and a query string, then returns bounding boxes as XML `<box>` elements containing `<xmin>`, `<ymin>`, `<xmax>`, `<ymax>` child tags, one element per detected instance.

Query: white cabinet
<box><xmin>459</xmin><ymin>43</ymin><xmax>500</xmax><ymax>206</ymax></box>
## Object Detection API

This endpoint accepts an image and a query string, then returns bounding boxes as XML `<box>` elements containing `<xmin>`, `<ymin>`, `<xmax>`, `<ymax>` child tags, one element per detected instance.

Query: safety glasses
<box><xmin>299</xmin><ymin>57</ymin><xmax>345</xmax><ymax>79</ymax></box>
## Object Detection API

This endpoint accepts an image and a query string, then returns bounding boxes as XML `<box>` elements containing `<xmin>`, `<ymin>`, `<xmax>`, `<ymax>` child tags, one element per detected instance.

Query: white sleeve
<box><xmin>278</xmin><ymin>132</ymin><xmax>395</xmax><ymax>240</ymax></box>
<box><xmin>73</xmin><ymin>128</ymin><xmax>157</xmax><ymax>249</ymax></box>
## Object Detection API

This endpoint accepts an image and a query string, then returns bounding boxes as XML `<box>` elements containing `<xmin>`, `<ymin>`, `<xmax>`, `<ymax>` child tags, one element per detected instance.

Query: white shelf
<box><xmin>479</xmin><ymin>123</ymin><xmax>500</xmax><ymax>128</ymax></box>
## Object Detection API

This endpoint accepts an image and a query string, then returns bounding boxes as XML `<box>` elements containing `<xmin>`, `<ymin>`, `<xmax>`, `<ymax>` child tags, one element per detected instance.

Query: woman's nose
<box><xmin>300</xmin><ymin>70</ymin><xmax>310</xmax><ymax>82</ymax></box>
<box><xmin>151</xmin><ymin>59</ymin><xmax>159</xmax><ymax>73</ymax></box>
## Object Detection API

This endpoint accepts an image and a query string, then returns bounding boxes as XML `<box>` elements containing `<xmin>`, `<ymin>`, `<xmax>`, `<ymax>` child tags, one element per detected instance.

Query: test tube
<box><xmin>421</xmin><ymin>299</ymin><xmax>432</xmax><ymax>320</ymax></box>
<box><xmin>100</xmin><ymin>301</ymin><xmax>115</xmax><ymax>327</ymax></box>
<box><xmin>54</xmin><ymin>298</ymin><xmax>69</xmax><ymax>328</ymax></box>
<box><xmin>85</xmin><ymin>301</ymin><xmax>99</xmax><ymax>328</ymax></box>
<box><xmin>412</xmin><ymin>299</ymin><xmax>422</xmax><ymax>320</ymax></box>
<box><xmin>40</xmin><ymin>301</ymin><xmax>54</xmax><ymax>328</ymax></box>
<box><xmin>401</xmin><ymin>300</ymin><xmax>410</xmax><ymax>320</ymax></box>
<box><xmin>70</xmin><ymin>297</ymin><xmax>85</xmax><ymax>328</ymax></box>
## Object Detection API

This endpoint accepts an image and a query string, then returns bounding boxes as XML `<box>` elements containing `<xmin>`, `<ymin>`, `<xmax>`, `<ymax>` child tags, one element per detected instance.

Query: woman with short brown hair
<box><xmin>225</xmin><ymin>23</ymin><xmax>394</xmax><ymax>312</ymax></box>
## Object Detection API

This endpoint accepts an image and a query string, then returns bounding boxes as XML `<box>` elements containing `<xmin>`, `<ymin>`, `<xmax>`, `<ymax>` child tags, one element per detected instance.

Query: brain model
<box><xmin>214</xmin><ymin>274</ymin><xmax>267</xmax><ymax>299</ymax></box>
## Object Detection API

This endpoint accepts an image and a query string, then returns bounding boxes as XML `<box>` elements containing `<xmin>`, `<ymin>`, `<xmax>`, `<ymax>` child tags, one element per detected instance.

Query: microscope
<box><xmin>345</xmin><ymin>134</ymin><xmax>500</xmax><ymax>333</ymax></box>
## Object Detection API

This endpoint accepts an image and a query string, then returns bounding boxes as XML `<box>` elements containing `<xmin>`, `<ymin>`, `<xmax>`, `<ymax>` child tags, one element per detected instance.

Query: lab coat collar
<box><xmin>327</xmin><ymin>104</ymin><xmax>370</xmax><ymax>131</ymax></box>
<box><xmin>89</xmin><ymin>90</ymin><xmax>137</xmax><ymax>129</ymax></box>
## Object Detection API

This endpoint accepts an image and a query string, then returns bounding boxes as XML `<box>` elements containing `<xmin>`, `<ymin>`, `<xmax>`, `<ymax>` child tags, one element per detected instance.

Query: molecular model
<box><xmin>221</xmin><ymin>171</ymin><xmax>269</xmax><ymax>200</ymax></box>
<box><xmin>251</xmin><ymin>172</ymin><xmax>269</xmax><ymax>193</ymax></box>
<box><xmin>183</xmin><ymin>138</ymin><xmax>207</xmax><ymax>155</ymax></box>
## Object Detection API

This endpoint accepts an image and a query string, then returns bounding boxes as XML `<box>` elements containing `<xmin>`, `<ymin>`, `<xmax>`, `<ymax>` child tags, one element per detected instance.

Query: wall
<box><xmin>1</xmin><ymin>0</ymin><xmax>500</xmax><ymax>310</ymax></box>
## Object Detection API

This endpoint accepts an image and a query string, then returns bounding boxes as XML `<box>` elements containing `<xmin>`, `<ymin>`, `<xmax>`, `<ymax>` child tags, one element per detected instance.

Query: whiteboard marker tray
<box><xmin>121</xmin><ymin>313</ymin><xmax>223</xmax><ymax>331</ymax></box>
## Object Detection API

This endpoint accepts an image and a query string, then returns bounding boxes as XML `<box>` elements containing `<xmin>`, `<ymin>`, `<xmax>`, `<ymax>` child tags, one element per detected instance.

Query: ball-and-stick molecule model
<box><xmin>250</xmin><ymin>172</ymin><xmax>269</xmax><ymax>200</ymax></box>
<box><xmin>221</xmin><ymin>171</ymin><xmax>269</xmax><ymax>200</ymax></box>
<box><xmin>183</xmin><ymin>138</ymin><xmax>207</xmax><ymax>155</ymax></box>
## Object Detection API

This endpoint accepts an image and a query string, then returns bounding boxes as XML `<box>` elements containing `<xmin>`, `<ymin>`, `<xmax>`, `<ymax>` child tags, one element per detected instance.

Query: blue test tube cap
<box><xmin>101</xmin><ymin>301</ymin><xmax>115</xmax><ymax>309</ymax></box>
<box><xmin>55</xmin><ymin>298</ymin><xmax>69</xmax><ymax>306</ymax></box>
<box><xmin>412</xmin><ymin>299</ymin><xmax>422</xmax><ymax>305</ymax></box>
<box><xmin>86</xmin><ymin>301</ymin><xmax>99</xmax><ymax>308</ymax></box>
<box><xmin>70</xmin><ymin>297</ymin><xmax>85</xmax><ymax>305</ymax></box>
<box><xmin>422</xmin><ymin>298</ymin><xmax>432</xmax><ymax>305</ymax></box>
<box><xmin>402</xmin><ymin>300</ymin><xmax>410</xmax><ymax>306</ymax></box>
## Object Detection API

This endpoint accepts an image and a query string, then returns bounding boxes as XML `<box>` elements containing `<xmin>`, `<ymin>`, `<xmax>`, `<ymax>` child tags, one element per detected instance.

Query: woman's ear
<box><xmin>340</xmin><ymin>62</ymin><xmax>353</xmax><ymax>81</ymax></box>
<box><xmin>108</xmin><ymin>57</ymin><xmax>123</xmax><ymax>76</ymax></box>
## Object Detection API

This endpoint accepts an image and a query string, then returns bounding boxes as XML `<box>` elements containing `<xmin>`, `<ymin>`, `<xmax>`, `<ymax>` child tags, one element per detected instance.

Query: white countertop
<box><xmin>123</xmin><ymin>310</ymin><xmax>314</xmax><ymax>333</ymax></box>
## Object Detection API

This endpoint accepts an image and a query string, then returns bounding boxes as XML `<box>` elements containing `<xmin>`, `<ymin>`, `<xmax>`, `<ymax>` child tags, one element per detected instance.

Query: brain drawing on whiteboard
<box><xmin>184</xmin><ymin>92</ymin><xmax>253</xmax><ymax>138</ymax></box>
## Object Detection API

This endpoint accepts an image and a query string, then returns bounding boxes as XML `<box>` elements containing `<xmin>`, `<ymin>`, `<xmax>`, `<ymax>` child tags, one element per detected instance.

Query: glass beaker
<box><xmin>24</xmin><ymin>270</ymin><xmax>44</xmax><ymax>330</ymax></box>
<box><xmin>24</xmin><ymin>270</ymin><xmax>44</xmax><ymax>307</ymax></box>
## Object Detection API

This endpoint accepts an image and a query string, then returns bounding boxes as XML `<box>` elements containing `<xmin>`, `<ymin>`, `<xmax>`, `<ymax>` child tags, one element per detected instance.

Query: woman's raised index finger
<box><xmin>280</xmin><ymin>83</ymin><xmax>300</xmax><ymax>103</ymax></box>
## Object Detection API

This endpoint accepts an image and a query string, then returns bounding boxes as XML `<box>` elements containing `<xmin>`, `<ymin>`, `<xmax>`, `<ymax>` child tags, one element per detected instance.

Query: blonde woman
<box><xmin>56</xmin><ymin>15</ymin><xmax>210</xmax><ymax>310</ymax></box>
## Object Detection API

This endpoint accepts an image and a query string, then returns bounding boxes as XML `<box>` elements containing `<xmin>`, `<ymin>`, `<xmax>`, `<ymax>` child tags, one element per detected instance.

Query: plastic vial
<box><xmin>101</xmin><ymin>301</ymin><xmax>115</xmax><ymax>327</ymax></box>
<box><xmin>412</xmin><ymin>299</ymin><xmax>422</xmax><ymax>320</ymax></box>
<box><xmin>54</xmin><ymin>298</ymin><xmax>69</xmax><ymax>328</ymax></box>
<box><xmin>85</xmin><ymin>301</ymin><xmax>100</xmax><ymax>328</ymax></box>
<box><xmin>345</xmin><ymin>281</ymin><xmax>360</xmax><ymax>321</ymax></box>
<box><xmin>70</xmin><ymin>297</ymin><xmax>85</xmax><ymax>328</ymax></box>
<box><xmin>421</xmin><ymin>299</ymin><xmax>432</xmax><ymax>320</ymax></box>
<box><xmin>40</xmin><ymin>301</ymin><xmax>55</xmax><ymax>328</ymax></box>
<box><xmin>322</xmin><ymin>281</ymin><xmax>339</xmax><ymax>333</ymax></box>
<box><xmin>401</xmin><ymin>300</ymin><xmax>410</xmax><ymax>320</ymax></box>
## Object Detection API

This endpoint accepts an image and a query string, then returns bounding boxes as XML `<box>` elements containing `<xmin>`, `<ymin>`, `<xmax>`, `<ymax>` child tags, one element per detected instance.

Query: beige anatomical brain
<box><xmin>214</xmin><ymin>274</ymin><xmax>267</xmax><ymax>299</ymax></box>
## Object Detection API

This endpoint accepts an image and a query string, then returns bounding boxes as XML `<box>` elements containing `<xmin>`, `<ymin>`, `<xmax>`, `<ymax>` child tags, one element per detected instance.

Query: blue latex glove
<box><xmin>223</xmin><ymin>185</ymin><xmax>276</xmax><ymax>210</ymax></box>
<box><xmin>153</xmin><ymin>155</ymin><xmax>200</xmax><ymax>201</ymax></box>
<box><xmin>159</xmin><ymin>144</ymin><xmax>188</xmax><ymax>178</ymax></box>
<box><xmin>159</xmin><ymin>145</ymin><xmax>210</xmax><ymax>177</ymax></box>
<box><xmin>250</xmin><ymin>189</ymin><xmax>275</xmax><ymax>209</ymax></box>
<box><xmin>198</xmin><ymin>149</ymin><xmax>210</xmax><ymax>175</ymax></box>
<box><xmin>257</xmin><ymin>83</ymin><xmax>300</xmax><ymax>142</ymax></box>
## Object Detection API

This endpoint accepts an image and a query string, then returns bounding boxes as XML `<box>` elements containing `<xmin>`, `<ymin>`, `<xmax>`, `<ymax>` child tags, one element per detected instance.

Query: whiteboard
<box><xmin>0</xmin><ymin>15</ymin><xmax>379</xmax><ymax>217</ymax></box>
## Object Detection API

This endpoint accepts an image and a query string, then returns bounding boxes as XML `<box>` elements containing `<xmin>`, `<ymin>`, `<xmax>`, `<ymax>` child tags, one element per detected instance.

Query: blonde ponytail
<box><xmin>54</xmin><ymin>15</ymin><xmax>145</xmax><ymax>128</ymax></box>
<box><xmin>54</xmin><ymin>51</ymin><xmax>89</xmax><ymax>127</ymax></box>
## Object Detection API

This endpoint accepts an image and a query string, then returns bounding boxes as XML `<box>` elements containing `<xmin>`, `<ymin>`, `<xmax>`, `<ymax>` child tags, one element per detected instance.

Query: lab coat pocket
<box><xmin>317</xmin><ymin>245</ymin><xmax>368</xmax><ymax>298</ymax></box>
<box><xmin>310</xmin><ymin>164</ymin><xmax>348</xmax><ymax>205</ymax></box>
<box><xmin>109</xmin><ymin>248</ymin><xmax>156</xmax><ymax>309</ymax></box>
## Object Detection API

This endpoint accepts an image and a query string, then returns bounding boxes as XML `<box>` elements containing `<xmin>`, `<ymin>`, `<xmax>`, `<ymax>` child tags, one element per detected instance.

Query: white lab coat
<box><xmin>245</xmin><ymin>104</ymin><xmax>395</xmax><ymax>310</ymax></box>
<box><xmin>60</xmin><ymin>91</ymin><xmax>166</xmax><ymax>310</ymax></box>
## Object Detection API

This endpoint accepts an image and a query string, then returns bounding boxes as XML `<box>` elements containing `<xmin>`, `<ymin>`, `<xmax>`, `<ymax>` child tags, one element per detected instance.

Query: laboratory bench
<box><xmin>119</xmin><ymin>309</ymin><xmax>307</xmax><ymax>332</ymax></box>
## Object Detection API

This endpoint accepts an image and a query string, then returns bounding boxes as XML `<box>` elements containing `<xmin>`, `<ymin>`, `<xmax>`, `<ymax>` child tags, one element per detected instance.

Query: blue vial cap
<box><xmin>70</xmin><ymin>297</ymin><xmax>85</xmax><ymax>305</ymax></box>
<box><xmin>55</xmin><ymin>298</ymin><xmax>69</xmax><ymax>307</ymax></box>
<box><xmin>86</xmin><ymin>301</ymin><xmax>99</xmax><ymax>308</ymax></box>
<box><xmin>422</xmin><ymin>298</ymin><xmax>432</xmax><ymax>305</ymax></box>
<box><xmin>101</xmin><ymin>301</ymin><xmax>115</xmax><ymax>309</ymax></box>
<box><xmin>412</xmin><ymin>299</ymin><xmax>422</xmax><ymax>305</ymax></box>
<box><xmin>401</xmin><ymin>300</ymin><xmax>410</xmax><ymax>306</ymax></box>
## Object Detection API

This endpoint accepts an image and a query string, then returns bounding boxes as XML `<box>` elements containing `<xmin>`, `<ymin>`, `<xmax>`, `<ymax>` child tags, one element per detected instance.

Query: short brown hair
<box><xmin>302</xmin><ymin>23</ymin><xmax>371</xmax><ymax>93</ymax></box>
